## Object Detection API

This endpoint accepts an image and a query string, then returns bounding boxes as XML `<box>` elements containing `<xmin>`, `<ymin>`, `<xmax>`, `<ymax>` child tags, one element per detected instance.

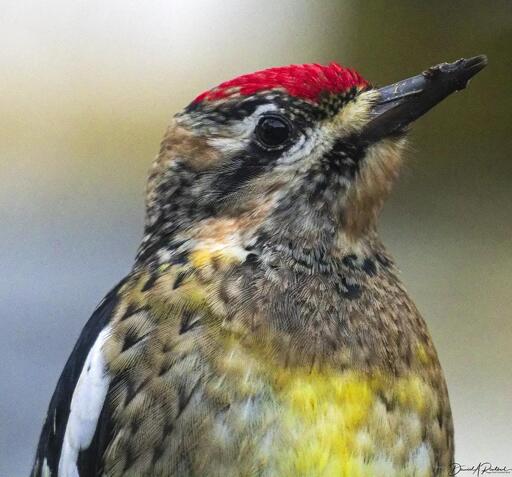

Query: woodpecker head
<box><xmin>137</xmin><ymin>56</ymin><xmax>486</xmax><ymax>266</ymax></box>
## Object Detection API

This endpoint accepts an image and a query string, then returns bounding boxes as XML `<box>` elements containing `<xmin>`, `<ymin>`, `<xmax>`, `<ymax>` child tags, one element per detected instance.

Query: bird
<box><xmin>31</xmin><ymin>55</ymin><xmax>487</xmax><ymax>477</ymax></box>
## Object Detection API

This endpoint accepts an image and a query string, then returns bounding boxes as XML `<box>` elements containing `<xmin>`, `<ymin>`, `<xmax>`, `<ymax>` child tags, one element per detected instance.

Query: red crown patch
<box><xmin>193</xmin><ymin>63</ymin><xmax>369</xmax><ymax>104</ymax></box>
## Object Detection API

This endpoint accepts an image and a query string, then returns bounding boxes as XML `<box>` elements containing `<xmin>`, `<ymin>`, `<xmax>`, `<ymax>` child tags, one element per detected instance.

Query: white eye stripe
<box><xmin>208</xmin><ymin>104</ymin><xmax>281</xmax><ymax>153</ymax></box>
<box><xmin>276</xmin><ymin>127</ymin><xmax>335</xmax><ymax>169</ymax></box>
<box><xmin>207</xmin><ymin>102</ymin><xmax>341</xmax><ymax>174</ymax></box>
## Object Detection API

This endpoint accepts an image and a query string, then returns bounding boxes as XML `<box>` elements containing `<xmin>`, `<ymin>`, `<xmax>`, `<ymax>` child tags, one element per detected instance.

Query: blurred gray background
<box><xmin>1</xmin><ymin>1</ymin><xmax>511</xmax><ymax>475</ymax></box>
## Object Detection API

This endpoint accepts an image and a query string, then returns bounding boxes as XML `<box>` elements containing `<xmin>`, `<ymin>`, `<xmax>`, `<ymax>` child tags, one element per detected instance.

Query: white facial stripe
<box><xmin>58</xmin><ymin>326</ymin><xmax>111</xmax><ymax>477</ymax></box>
<box><xmin>207</xmin><ymin>98</ymin><xmax>369</xmax><ymax>180</ymax></box>
<box><xmin>207</xmin><ymin>103</ymin><xmax>279</xmax><ymax>153</ymax></box>
<box><xmin>276</xmin><ymin>127</ymin><xmax>333</xmax><ymax>169</ymax></box>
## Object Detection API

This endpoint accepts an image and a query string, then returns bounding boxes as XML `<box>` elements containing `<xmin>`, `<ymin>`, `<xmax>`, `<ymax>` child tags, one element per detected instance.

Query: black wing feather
<box><xmin>31</xmin><ymin>280</ymin><xmax>124</xmax><ymax>477</ymax></box>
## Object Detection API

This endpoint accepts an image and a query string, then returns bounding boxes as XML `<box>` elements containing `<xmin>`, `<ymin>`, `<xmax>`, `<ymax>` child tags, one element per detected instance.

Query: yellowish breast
<box><xmin>181</xmin><ymin>245</ymin><xmax>445</xmax><ymax>476</ymax></box>
<box><xmin>213</xmin><ymin>337</ymin><xmax>442</xmax><ymax>476</ymax></box>
<box><xmin>270</xmin><ymin>368</ymin><xmax>439</xmax><ymax>477</ymax></box>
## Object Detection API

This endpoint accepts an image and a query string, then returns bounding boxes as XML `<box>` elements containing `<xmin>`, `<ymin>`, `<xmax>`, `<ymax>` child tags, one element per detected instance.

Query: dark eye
<box><xmin>255</xmin><ymin>115</ymin><xmax>292</xmax><ymax>149</ymax></box>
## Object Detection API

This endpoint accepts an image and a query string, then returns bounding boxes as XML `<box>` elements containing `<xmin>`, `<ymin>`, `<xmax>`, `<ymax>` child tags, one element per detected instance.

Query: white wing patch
<box><xmin>58</xmin><ymin>326</ymin><xmax>111</xmax><ymax>477</ymax></box>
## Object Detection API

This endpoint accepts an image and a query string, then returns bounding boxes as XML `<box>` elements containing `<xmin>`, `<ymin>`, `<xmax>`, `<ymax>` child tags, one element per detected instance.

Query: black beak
<box><xmin>360</xmin><ymin>55</ymin><xmax>487</xmax><ymax>143</ymax></box>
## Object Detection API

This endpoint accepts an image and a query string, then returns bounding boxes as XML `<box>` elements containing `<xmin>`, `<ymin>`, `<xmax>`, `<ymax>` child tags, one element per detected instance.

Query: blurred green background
<box><xmin>1</xmin><ymin>1</ymin><xmax>511</xmax><ymax>474</ymax></box>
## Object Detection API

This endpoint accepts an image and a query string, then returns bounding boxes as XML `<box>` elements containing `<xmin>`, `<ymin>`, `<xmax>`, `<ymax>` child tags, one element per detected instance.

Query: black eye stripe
<box><xmin>207</xmin><ymin>153</ymin><xmax>275</xmax><ymax>203</ymax></box>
